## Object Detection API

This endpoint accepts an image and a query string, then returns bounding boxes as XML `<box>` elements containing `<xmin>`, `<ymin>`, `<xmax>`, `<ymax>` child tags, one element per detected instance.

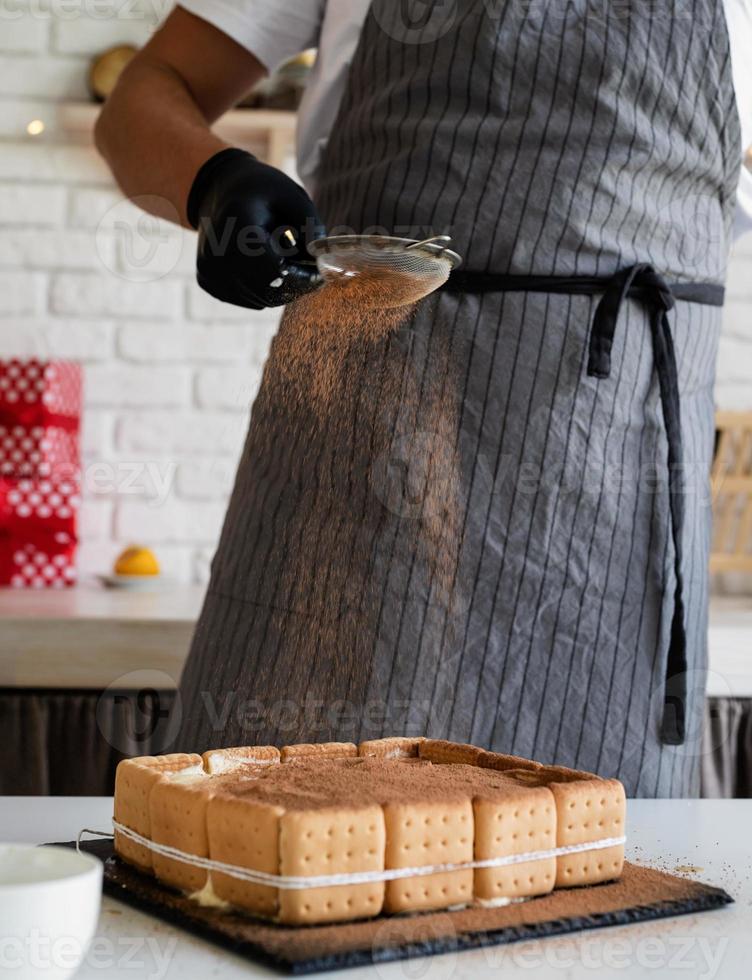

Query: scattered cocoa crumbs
<box><xmin>102</xmin><ymin>855</ymin><xmax>733</xmax><ymax>970</ymax></box>
<box><xmin>250</xmin><ymin>863</ymin><xmax>733</xmax><ymax>962</ymax></box>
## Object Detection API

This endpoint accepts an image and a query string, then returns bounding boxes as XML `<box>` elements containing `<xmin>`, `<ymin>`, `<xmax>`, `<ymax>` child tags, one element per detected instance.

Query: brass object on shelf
<box><xmin>239</xmin><ymin>49</ymin><xmax>316</xmax><ymax>111</ymax></box>
<box><xmin>88</xmin><ymin>44</ymin><xmax>138</xmax><ymax>102</ymax></box>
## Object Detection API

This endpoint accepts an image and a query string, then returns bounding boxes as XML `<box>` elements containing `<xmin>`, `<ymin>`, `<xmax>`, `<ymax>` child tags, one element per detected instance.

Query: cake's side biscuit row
<box><xmin>113</xmin><ymin>739</ymin><xmax>625</xmax><ymax>925</ymax></box>
<box><xmin>113</xmin><ymin>747</ymin><xmax>279</xmax><ymax>877</ymax></box>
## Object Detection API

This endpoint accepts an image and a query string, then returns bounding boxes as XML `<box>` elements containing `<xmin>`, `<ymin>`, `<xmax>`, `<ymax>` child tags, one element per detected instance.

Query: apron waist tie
<box><xmin>445</xmin><ymin>263</ymin><xmax>726</xmax><ymax>746</ymax></box>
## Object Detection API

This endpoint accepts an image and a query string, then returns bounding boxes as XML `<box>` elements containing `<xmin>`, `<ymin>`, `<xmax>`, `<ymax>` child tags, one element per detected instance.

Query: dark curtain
<box><xmin>0</xmin><ymin>690</ymin><xmax>749</xmax><ymax>796</ymax></box>
<box><xmin>701</xmin><ymin>697</ymin><xmax>752</xmax><ymax>797</ymax></box>
<box><xmin>0</xmin><ymin>689</ymin><xmax>177</xmax><ymax>796</ymax></box>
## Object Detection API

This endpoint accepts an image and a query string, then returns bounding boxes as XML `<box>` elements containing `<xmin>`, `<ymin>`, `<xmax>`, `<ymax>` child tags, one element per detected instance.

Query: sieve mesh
<box><xmin>308</xmin><ymin>235</ymin><xmax>462</xmax><ymax>308</ymax></box>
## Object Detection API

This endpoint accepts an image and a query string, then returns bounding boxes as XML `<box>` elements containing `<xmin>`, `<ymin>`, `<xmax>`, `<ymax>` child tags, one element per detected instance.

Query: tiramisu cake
<box><xmin>113</xmin><ymin>737</ymin><xmax>626</xmax><ymax>926</ymax></box>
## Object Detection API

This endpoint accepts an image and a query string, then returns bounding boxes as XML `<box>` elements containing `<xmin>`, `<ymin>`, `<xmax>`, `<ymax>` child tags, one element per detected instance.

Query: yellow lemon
<box><xmin>114</xmin><ymin>545</ymin><xmax>160</xmax><ymax>577</ymax></box>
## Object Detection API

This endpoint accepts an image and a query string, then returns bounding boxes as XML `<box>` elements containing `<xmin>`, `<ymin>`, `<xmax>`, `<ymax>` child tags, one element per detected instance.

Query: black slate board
<box><xmin>56</xmin><ymin>840</ymin><xmax>733</xmax><ymax>976</ymax></box>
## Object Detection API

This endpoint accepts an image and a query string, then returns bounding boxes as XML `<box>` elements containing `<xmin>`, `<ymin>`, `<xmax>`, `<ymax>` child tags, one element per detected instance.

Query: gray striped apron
<box><xmin>177</xmin><ymin>0</ymin><xmax>740</xmax><ymax>797</ymax></box>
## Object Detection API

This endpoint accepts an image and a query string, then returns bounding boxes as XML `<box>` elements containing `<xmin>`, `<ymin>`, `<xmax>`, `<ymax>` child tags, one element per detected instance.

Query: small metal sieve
<box><xmin>307</xmin><ymin>234</ymin><xmax>462</xmax><ymax>308</ymax></box>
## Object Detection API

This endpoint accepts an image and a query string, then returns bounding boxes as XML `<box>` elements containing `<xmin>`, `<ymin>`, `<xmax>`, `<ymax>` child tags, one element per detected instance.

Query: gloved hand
<box><xmin>187</xmin><ymin>148</ymin><xmax>324</xmax><ymax>309</ymax></box>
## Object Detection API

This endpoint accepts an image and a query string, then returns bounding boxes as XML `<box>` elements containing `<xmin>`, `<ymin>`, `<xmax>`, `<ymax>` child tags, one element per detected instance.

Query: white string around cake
<box><xmin>92</xmin><ymin>823</ymin><xmax>626</xmax><ymax>891</ymax></box>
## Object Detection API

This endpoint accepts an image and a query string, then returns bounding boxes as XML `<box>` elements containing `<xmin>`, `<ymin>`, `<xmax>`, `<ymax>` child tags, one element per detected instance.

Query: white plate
<box><xmin>97</xmin><ymin>573</ymin><xmax>170</xmax><ymax>591</ymax></box>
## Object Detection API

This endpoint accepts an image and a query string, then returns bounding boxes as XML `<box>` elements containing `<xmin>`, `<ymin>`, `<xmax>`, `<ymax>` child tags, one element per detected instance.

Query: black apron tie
<box><xmin>445</xmin><ymin>263</ymin><xmax>726</xmax><ymax>745</ymax></box>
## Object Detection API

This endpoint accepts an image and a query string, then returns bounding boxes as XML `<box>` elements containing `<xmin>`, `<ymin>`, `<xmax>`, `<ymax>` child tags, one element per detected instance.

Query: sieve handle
<box><xmin>406</xmin><ymin>235</ymin><xmax>453</xmax><ymax>251</ymax></box>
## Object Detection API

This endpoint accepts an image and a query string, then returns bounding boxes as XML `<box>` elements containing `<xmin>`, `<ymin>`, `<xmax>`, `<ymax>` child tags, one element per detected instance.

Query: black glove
<box><xmin>187</xmin><ymin>148</ymin><xmax>324</xmax><ymax>309</ymax></box>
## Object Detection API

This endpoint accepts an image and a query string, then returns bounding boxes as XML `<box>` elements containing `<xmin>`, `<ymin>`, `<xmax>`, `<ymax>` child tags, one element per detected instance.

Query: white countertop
<box><xmin>5</xmin><ymin>796</ymin><xmax>751</xmax><ymax>979</ymax></box>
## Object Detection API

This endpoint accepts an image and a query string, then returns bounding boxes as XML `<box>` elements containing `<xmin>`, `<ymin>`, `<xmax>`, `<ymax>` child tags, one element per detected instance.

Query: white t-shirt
<box><xmin>179</xmin><ymin>0</ymin><xmax>752</xmax><ymax>238</ymax></box>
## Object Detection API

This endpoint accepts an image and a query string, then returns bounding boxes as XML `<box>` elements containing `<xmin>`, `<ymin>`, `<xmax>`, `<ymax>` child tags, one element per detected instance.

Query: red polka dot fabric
<box><xmin>2</xmin><ymin>535</ymin><xmax>77</xmax><ymax>589</ymax></box>
<box><xmin>0</xmin><ymin>424</ymin><xmax>79</xmax><ymax>479</ymax></box>
<box><xmin>0</xmin><ymin>360</ymin><xmax>81</xmax><ymax>414</ymax></box>
<box><xmin>2</xmin><ymin>477</ymin><xmax>81</xmax><ymax>526</ymax></box>
<box><xmin>0</xmin><ymin>360</ymin><xmax>81</xmax><ymax>588</ymax></box>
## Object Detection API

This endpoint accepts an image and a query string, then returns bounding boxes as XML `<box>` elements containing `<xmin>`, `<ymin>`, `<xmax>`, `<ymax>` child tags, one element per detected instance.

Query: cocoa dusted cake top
<box><xmin>216</xmin><ymin>756</ymin><xmax>538</xmax><ymax>811</ymax></box>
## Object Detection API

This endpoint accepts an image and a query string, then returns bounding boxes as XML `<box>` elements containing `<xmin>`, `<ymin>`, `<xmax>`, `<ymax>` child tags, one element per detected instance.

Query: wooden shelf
<box><xmin>1</xmin><ymin>585</ymin><xmax>749</xmax><ymax>695</ymax></box>
<box><xmin>36</xmin><ymin>101</ymin><xmax>297</xmax><ymax>168</ymax></box>
<box><xmin>0</xmin><ymin>583</ymin><xmax>204</xmax><ymax>689</ymax></box>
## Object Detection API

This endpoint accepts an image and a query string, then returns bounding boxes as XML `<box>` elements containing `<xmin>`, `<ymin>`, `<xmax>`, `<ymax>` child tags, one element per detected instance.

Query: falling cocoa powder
<box><xmin>273</xmin><ymin>275</ymin><xmax>415</xmax><ymax>417</ymax></box>
<box><xmin>242</xmin><ymin>271</ymin><xmax>464</xmax><ymax>744</ymax></box>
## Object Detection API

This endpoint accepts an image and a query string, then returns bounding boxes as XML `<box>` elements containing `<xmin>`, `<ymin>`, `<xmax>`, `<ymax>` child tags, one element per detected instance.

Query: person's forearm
<box><xmin>93</xmin><ymin>8</ymin><xmax>317</xmax><ymax>311</ymax></box>
<box><xmin>94</xmin><ymin>7</ymin><xmax>266</xmax><ymax>227</ymax></box>
<box><xmin>95</xmin><ymin>56</ymin><xmax>229</xmax><ymax>227</ymax></box>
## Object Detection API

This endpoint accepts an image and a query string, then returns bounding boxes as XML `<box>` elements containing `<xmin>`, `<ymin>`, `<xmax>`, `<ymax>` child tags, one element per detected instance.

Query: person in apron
<box><xmin>99</xmin><ymin>1</ymin><xmax>742</xmax><ymax>797</ymax></box>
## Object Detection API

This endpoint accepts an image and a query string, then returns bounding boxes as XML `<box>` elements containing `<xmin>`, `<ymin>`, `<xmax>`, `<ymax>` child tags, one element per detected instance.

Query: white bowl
<box><xmin>0</xmin><ymin>844</ymin><xmax>103</xmax><ymax>980</ymax></box>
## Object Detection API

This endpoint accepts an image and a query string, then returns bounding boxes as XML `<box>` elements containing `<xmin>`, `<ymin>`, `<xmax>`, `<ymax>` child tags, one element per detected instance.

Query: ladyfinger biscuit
<box><xmin>383</xmin><ymin>798</ymin><xmax>474</xmax><ymax>914</ymax></box>
<box><xmin>418</xmin><ymin>739</ymin><xmax>482</xmax><ymax>766</ymax></box>
<box><xmin>531</xmin><ymin>762</ymin><xmax>599</xmax><ymax>782</ymax></box>
<box><xmin>113</xmin><ymin>753</ymin><xmax>203</xmax><ymax>873</ymax></box>
<box><xmin>278</xmin><ymin>805</ymin><xmax>386</xmax><ymax>925</ymax></box>
<box><xmin>473</xmin><ymin>784</ymin><xmax>556</xmax><ymax>903</ymax></box>
<box><xmin>477</xmin><ymin>750</ymin><xmax>543</xmax><ymax>773</ymax></box>
<box><xmin>498</xmin><ymin>765</ymin><xmax>625</xmax><ymax>885</ymax></box>
<box><xmin>358</xmin><ymin>737</ymin><xmax>424</xmax><ymax>759</ymax></box>
<box><xmin>207</xmin><ymin>792</ymin><xmax>284</xmax><ymax>919</ymax></box>
<box><xmin>549</xmin><ymin>778</ymin><xmax>626</xmax><ymax>887</ymax></box>
<box><xmin>149</xmin><ymin>772</ymin><xmax>212</xmax><ymax>894</ymax></box>
<box><xmin>202</xmin><ymin>745</ymin><xmax>280</xmax><ymax>774</ymax></box>
<box><xmin>497</xmin><ymin>763</ymin><xmax>598</xmax><ymax>788</ymax></box>
<box><xmin>149</xmin><ymin>766</ymin><xmax>264</xmax><ymax>894</ymax></box>
<box><xmin>281</xmin><ymin>742</ymin><xmax>357</xmax><ymax>762</ymax></box>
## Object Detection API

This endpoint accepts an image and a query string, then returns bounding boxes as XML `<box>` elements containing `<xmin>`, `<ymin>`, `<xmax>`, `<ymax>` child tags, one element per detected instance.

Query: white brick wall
<box><xmin>0</xmin><ymin>54</ymin><xmax>90</xmax><ymax>100</ymax></box>
<box><xmin>0</xmin><ymin>186</ymin><xmax>67</xmax><ymax>226</ymax></box>
<box><xmin>0</xmin><ymin>3</ymin><xmax>282</xmax><ymax>584</ymax></box>
<box><xmin>50</xmin><ymin>272</ymin><xmax>183</xmax><ymax>318</ymax></box>
<box><xmin>2</xmin><ymin>5</ymin><xmax>752</xmax><ymax>588</ymax></box>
